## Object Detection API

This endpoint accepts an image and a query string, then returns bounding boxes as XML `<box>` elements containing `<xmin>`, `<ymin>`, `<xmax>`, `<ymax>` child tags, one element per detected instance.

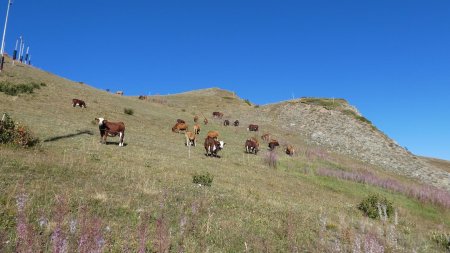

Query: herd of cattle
<box><xmin>73</xmin><ymin>97</ymin><xmax>295</xmax><ymax>158</ymax></box>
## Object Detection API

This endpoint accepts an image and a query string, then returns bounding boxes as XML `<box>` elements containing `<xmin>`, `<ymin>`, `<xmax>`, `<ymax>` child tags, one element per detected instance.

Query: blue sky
<box><xmin>2</xmin><ymin>0</ymin><xmax>449</xmax><ymax>160</ymax></box>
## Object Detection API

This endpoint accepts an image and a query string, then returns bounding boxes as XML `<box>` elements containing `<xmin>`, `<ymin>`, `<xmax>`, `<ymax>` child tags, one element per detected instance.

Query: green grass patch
<box><xmin>0</xmin><ymin>81</ymin><xmax>43</xmax><ymax>96</ymax></box>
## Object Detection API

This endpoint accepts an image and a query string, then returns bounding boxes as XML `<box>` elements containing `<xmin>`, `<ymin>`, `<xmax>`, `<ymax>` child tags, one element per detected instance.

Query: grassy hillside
<box><xmin>1</xmin><ymin>57</ymin><xmax>450</xmax><ymax>252</ymax></box>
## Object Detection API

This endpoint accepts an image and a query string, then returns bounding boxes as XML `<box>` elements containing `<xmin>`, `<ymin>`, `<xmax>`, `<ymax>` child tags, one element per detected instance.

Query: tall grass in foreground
<box><xmin>317</xmin><ymin>168</ymin><xmax>450</xmax><ymax>209</ymax></box>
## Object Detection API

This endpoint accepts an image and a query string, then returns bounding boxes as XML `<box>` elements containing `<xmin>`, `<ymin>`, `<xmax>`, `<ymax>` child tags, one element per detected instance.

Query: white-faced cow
<box><xmin>212</xmin><ymin>112</ymin><xmax>224</xmax><ymax>119</ymax></box>
<box><xmin>247</xmin><ymin>124</ymin><xmax>259</xmax><ymax>131</ymax></box>
<box><xmin>285</xmin><ymin>145</ymin><xmax>295</xmax><ymax>156</ymax></box>
<box><xmin>245</xmin><ymin>139</ymin><xmax>259</xmax><ymax>155</ymax></box>
<box><xmin>233</xmin><ymin>120</ymin><xmax>239</xmax><ymax>126</ymax></box>
<box><xmin>72</xmin><ymin>99</ymin><xmax>86</xmax><ymax>108</ymax></box>
<box><xmin>95</xmin><ymin>117</ymin><xmax>125</xmax><ymax>147</ymax></box>
<box><xmin>223</xmin><ymin>120</ymin><xmax>230</xmax><ymax>126</ymax></box>
<box><xmin>185</xmin><ymin>131</ymin><xmax>196</xmax><ymax>147</ymax></box>
<box><xmin>204</xmin><ymin>136</ymin><xmax>225</xmax><ymax>157</ymax></box>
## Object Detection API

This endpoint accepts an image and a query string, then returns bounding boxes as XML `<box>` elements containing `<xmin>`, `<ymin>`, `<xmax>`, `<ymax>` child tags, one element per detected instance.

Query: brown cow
<box><xmin>261</xmin><ymin>133</ymin><xmax>271</xmax><ymax>142</ymax></box>
<box><xmin>72</xmin><ymin>98</ymin><xmax>86</xmax><ymax>108</ymax></box>
<box><xmin>223</xmin><ymin>120</ymin><xmax>230</xmax><ymax>126</ymax></box>
<box><xmin>185</xmin><ymin>131</ymin><xmax>196</xmax><ymax>147</ymax></box>
<box><xmin>247</xmin><ymin>124</ymin><xmax>259</xmax><ymax>131</ymax></box>
<box><xmin>193</xmin><ymin>124</ymin><xmax>200</xmax><ymax>135</ymax></box>
<box><xmin>138</xmin><ymin>95</ymin><xmax>147</xmax><ymax>100</ymax></box>
<box><xmin>268</xmin><ymin>140</ymin><xmax>280</xmax><ymax>151</ymax></box>
<box><xmin>95</xmin><ymin>117</ymin><xmax>125</xmax><ymax>147</ymax></box>
<box><xmin>207</xmin><ymin>130</ymin><xmax>219</xmax><ymax>139</ymax></box>
<box><xmin>285</xmin><ymin>145</ymin><xmax>295</xmax><ymax>156</ymax></box>
<box><xmin>212</xmin><ymin>112</ymin><xmax>224</xmax><ymax>119</ymax></box>
<box><xmin>194</xmin><ymin>115</ymin><xmax>199</xmax><ymax>123</ymax></box>
<box><xmin>204</xmin><ymin>136</ymin><xmax>225</xmax><ymax>157</ymax></box>
<box><xmin>245</xmin><ymin>139</ymin><xmax>259</xmax><ymax>155</ymax></box>
<box><xmin>204</xmin><ymin>118</ymin><xmax>209</xmax><ymax>125</ymax></box>
<box><xmin>233</xmin><ymin>120</ymin><xmax>239</xmax><ymax>126</ymax></box>
<box><xmin>172</xmin><ymin>122</ymin><xmax>188</xmax><ymax>133</ymax></box>
<box><xmin>116</xmin><ymin>91</ymin><xmax>124</xmax><ymax>96</ymax></box>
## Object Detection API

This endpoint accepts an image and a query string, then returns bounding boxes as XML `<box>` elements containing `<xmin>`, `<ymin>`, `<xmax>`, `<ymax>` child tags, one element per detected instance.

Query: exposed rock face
<box><xmin>261</xmin><ymin>99</ymin><xmax>450</xmax><ymax>191</ymax></box>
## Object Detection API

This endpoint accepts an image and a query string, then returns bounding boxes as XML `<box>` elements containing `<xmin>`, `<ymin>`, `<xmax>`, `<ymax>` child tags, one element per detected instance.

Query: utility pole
<box><xmin>0</xmin><ymin>0</ymin><xmax>13</xmax><ymax>71</ymax></box>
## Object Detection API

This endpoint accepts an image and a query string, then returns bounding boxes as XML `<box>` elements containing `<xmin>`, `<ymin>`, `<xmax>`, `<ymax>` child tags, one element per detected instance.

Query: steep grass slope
<box><xmin>1</xmin><ymin>57</ymin><xmax>450</xmax><ymax>252</ymax></box>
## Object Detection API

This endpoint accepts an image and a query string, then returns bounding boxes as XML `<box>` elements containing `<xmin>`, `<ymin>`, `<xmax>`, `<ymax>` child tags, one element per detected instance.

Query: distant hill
<box><xmin>1</xmin><ymin>56</ymin><xmax>449</xmax><ymax>252</ymax></box>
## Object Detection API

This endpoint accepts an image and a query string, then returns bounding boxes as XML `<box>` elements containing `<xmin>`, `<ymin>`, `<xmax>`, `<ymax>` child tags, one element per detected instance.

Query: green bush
<box><xmin>357</xmin><ymin>193</ymin><xmax>394</xmax><ymax>219</ymax></box>
<box><xmin>430</xmin><ymin>231</ymin><xmax>450</xmax><ymax>251</ymax></box>
<box><xmin>0</xmin><ymin>113</ymin><xmax>39</xmax><ymax>147</ymax></box>
<box><xmin>193</xmin><ymin>172</ymin><xmax>213</xmax><ymax>187</ymax></box>
<box><xmin>124</xmin><ymin>108</ymin><xmax>134</xmax><ymax>115</ymax></box>
<box><xmin>0</xmin><ymin>81</ymin><xmax>42</xmax><ymax>96</ymax></box>
<box><xmin>244</xmin><ymin>99</ymin><xmax>252</xmax><ymax>106</ymax></box>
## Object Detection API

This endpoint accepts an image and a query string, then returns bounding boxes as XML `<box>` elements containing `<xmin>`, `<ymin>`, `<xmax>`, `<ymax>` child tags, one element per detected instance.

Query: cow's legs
<box><xmin>119</xmin><ymin>132</ymin><xmax>124</xmax><ymax>147</ymax></box>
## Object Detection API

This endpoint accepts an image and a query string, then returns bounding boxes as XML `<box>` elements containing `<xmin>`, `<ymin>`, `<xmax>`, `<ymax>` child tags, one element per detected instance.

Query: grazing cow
<box><xmin>223</xmin><ymin>120</ymin><xmax>230</xmax><ymax>126</ymax></box>
<box><xmin>268</xmin><ymin>140</ymin><xmax>280</xmax><ymax>151</ymax></box>
<box><xmin>116</xmin><ymin>91</ymin><xmax>124</xmax><ymax>96</ymax></box>
<box><xmin>247</xmin><ymin>124</ymin><xmax>259</xmax><ymax>131</ymax></box>
<box><xmin>233</xmin><ymin>120</ymin><xmax>239</xmax><ymax>126</ymax></box>
<box><xmin>72</xmin><ymin>99</ymin><xmax>86</xmax><ymax>108</ymax></box>
<box><xmin>261</xmin><ymin>133</ymin><xmax>271</xmax><ymax>142</ymax></box>
<box><xmin>207</xmin><ymin>130</ymin><xmax>219</xmax><ymax>139</ymax></box>
<box><xmin>193</xmin><ymin>124</ymin><xmax>200</xmax><ymax>135</ymax></box>
<box><xmin>138</xmin><ymin>95</ymin><xmax>147</xmax><ymax>100</ymax></box>
<box><xmin>285</xmin><ymin>145</ymin><xmax>295</xmax><ymax>156</ymax></box>
<box><xmin>245</xmin><ymin>139</ymin><xmax>259</xmax><ymax>155</ymax></box>
<box><xmin>185</xmin><ymin>131</ymin><xmax>196</xmax><ymax>147</ymax></box>
<box><xmin>194</xmin><ymin>115</ymin><xmax>199</xmax><ymax>123</ymax></box>
<box><xmin>172</xmin><ymin>122</ymin><xmax>188</xmax><ymax>133</ymax></box>
<box><xmin>212</xmin><ymin>112</ymin><xmax>224</xmax><ymax>119</ymax></box>
<box><xmin>177</xmin><ymin>119</ymin><xmax>186</xmax><ymax>124</ymax></box>
<box><xmin>204</xmin><ymin>136</ymin><xmax>225</xmax><ymax>157</ymax></box>
<box><xmin>95</xmin><ymin>118</ymin><xmax>125</xmax><ymax>147</ymax></box>
<box><xmin>204</xmin><ymin>118</ymin><xmax>208</xmax><ymax>125</ymax></box>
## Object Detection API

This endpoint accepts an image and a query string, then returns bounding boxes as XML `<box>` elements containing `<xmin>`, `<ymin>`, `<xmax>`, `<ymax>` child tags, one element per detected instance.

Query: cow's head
<box><xmin>218</xmin><ymin>141</ymin><xmax>225</xmax><ymax>149</ymax></box>
<box><xmin>95</xmin><ymin>117</ymin><xmax>106</xmax><ymax>126</ymax></box>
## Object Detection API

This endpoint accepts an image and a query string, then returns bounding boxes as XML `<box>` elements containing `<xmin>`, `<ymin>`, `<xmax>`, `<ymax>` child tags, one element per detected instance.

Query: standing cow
<box><xmin>247</xmin><ymin>124</ymin><xmax>259</xmax><ymax>131</ymax></box>
<box><xmin>212</xmin><ymin>112</ymin><xmax>224</xmax><ymax>119</ymax></box>
<box><xmin>233</xmin><ymin>120</ymin><xmax>239</xmax><ymax>126</ymax></box>
<box><xmin>245</xmin><ymin>139</ymin><xmax>259</xmax><ymax>155</ymax></box>
<box><xmin>223</xmin><ymin>120</ymin><xmax>230</xmax><ymax>126</ymax></box>
<box><xmin>95</xmin><ymin>117</ymin><xmax>125</xmax><ymax>147</ymax></box>
<box><xmin>185</xmin><ymin>131</ymin><xmax>196</xmax><ymax>147</ymax></box>
<box><xmin>204</xmin><ymin>136</ymin><xmax>225</xmax><ymax>158</ymax></box>
<box><xmin>72</xmin><ymin>99</ymin><xmax>86</xmax><ymax>108</ymax></box>
<box><xmin>268</xmin><ymin>140</ymin><xmax>280</xmax><ymax>151</ymax></box>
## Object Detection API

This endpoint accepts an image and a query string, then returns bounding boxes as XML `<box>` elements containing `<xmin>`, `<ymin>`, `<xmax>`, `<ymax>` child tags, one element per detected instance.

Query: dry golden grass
<box><xmin>0</xmin><ymin>56</ymin><xmax>449</xmax><ymax>252</ymax></box>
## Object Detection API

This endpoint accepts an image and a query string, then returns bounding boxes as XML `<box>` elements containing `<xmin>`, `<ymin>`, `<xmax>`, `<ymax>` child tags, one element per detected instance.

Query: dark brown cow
<box><xmin>172</xmin><ymin>122</ymin><xmax>188</xmax><ymax>133</ymax></box>
<box><xmin>72</xmin><ymin>99</ymin><xmax>86</xmax><ymax>108</ymax></box>
<box><xmin>233</xmin><ymin>120</ymin><xmax>239</xmax><ymax>126</ymax></box>
<box><xmin>285</xmin><ymin>145</ymin><xmax>295</xmax><ymax>156</ymax></box>
<box><xmin>204</xmin><ymin>136</ymin><xmax>225</xmax><ymax>157</ymax></box>
<box><xmin>194</xmin><ymin>115</ymin><xmax>199</xmax><ymax>123</ymax></box>
<box><xmin>95</xmin><ymin>117</ymin><xmax>125</xmax><ymax>146</ymax></box>
<box><xmin>193</xmin><ymin>124</ymin><xmax>200</xmax><ymax>135</ymax></box>
<box><xmin>212</xmin><ymin>112</ymin><xmax>224</xmax><ymax>119</ymax></box>
<box><xmin>177</xmin><ymin>119</ymin><xmax>186</xmax><ymax>124</ymax></box>
<box><xmin>268</xmin><ymin>140</ymin><xmax>280</xmax><ymax>151</ymax></box>
<box><xmin>261</xmin><ymin>133</ymin><xmax>271</xmax><ymax>142</ymax></box>
<box><xmin>247</xmin><ymin>124</ymin><xmax>259</xmax><ymax>131</ymax></box>
<box><xmin>223</xmin><ymin>120</ymin><xmax>230</xmax><ymax>126</ymax></box>
<box><xmin>138</xmin><ymin>95</ymin><xmax>147</xmax><ymax>100</ymax></box>
<box><xmin>245</xmin><ymin>139</ymin><xmax>259</xmax><ymax>155</ymax></box>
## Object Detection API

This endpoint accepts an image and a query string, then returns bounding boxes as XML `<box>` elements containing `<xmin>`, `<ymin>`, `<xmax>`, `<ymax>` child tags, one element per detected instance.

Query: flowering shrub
<box><xmin>0</xmin><ymin>113</ymin><xmax>39</xmax><ymax>147</ymax></box>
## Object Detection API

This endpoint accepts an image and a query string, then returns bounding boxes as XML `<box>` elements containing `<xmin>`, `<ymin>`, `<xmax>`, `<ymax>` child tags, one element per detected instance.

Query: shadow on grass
<box><xmin>44</xmin><ymin>130</ymin><xmax>94</xmax><ymax>142</ymax></box>
<box><xmin>104</xmin><ymin>141</ymin><xmax>128</xmax><ymax>146</ymax></box>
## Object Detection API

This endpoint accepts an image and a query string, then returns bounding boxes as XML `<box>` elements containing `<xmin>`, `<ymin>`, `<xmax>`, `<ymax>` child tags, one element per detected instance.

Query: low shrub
<box><xmin>0</xmin><ymin>113</ymin><xmax>39</xmax><ymax>147</ymax></box>
<box><xmin>430</xmin><ymin>231</ymin><xmax>450</xmax><ymax>251</ymax></box>
<box><xmin>0</xmin><ymin>81</ymin><xmax>42</xmax><ymax>96</ymax></box>
<box><xmin>124</xmin><ymin>108</ymin><xmax>134</xmax><ymax>115</ymax></box>
<box><xmin>244</xmin><ymin>99</ymin><xmax>252</xmax><ymax>106</ymax></box>
<box><xmin>358</xmin><ymin>193</ymin><xmax>394</xmax><ymax>219</ymax></box>
<box><xmin>192</xmin><ymin>172</ymin><xmax>213</xmax><ymax>187</ymax></box>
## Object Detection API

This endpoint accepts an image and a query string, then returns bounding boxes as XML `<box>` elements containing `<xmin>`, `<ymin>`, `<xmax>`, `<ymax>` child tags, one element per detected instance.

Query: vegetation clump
<box><xmin>0</xmin><ymin>113</ymin><xmax>39</xmax><ymax>147</ymax></box>
<box><xmin>300</xmin><ymin>97</ymin><xmax>347</xmax><ymax>110</ymax></box>
<box><xmin>0</xmin><ymin>81</ymin><xmax>45</xmax><ymax>96</ymax></box>
<box><xmin>244</xmin><ymin>99</ymin><xmax>252</xmax><ymax>106</ymax></box>
<box><xmin>430</xmin><ymin>231</ymin><xmax>450</xmax><ymax>251</ymax></box>
<box><xmin>124</xmin><ymin>108</ymin><xmax>134</xmax><ymax>115</ymax></box>
<box><xmin>358</xmin><ymin>193</ymin><xmax>394</xmax><ymax>219</ymax></box>
<box><xmin>192</xmin><ymin>172</ymin><xmax>213</xmax><ymax>186</ymax></box>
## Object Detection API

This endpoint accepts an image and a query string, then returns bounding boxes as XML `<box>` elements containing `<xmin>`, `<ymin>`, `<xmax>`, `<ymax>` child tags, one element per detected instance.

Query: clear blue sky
<box><xmin>2</xmin><ymin>0</ymin><xmax>449</xmax><ymax>160</ymax></box>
